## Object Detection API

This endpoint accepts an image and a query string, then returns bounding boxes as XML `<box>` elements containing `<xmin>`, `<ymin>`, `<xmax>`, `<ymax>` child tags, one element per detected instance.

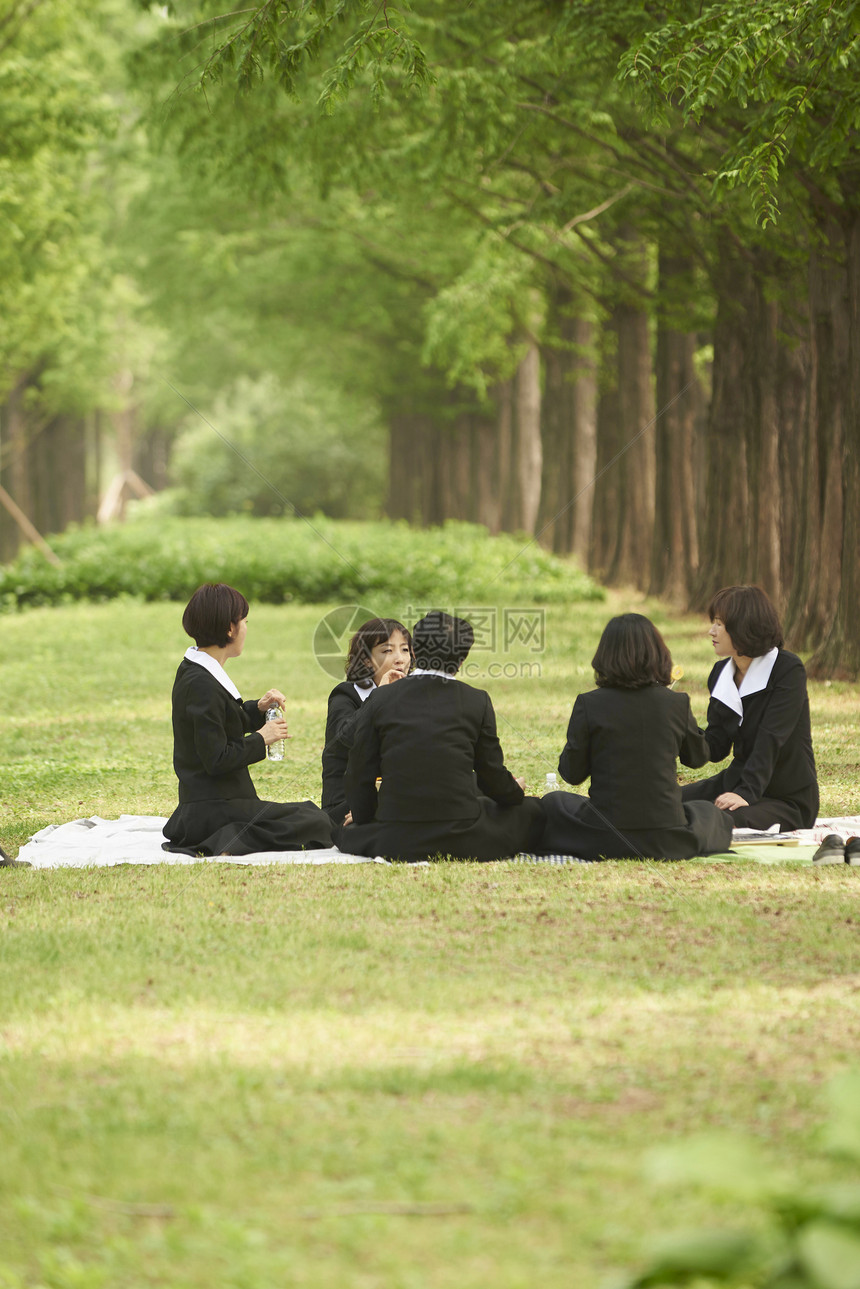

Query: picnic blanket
<box><xmin>12</xmin><ymin>815</ymin><xmax>860</xmax><ymax>869</ymax></box>
<box><xmin>15</xmin><ymin>816</ymin><xmax>387</xmax><ymax>869</ymax></box>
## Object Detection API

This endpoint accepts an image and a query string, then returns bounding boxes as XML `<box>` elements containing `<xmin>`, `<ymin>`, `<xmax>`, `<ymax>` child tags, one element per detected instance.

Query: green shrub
<box><xmin>615</xmin><ymin>1072</ymin><xmax>860</xmax><ymax>1288</ymax></box>
<box><xmin>0</xmin><ymin>515</ymin><xmax>604</xmax><ymax>609</ymax></box>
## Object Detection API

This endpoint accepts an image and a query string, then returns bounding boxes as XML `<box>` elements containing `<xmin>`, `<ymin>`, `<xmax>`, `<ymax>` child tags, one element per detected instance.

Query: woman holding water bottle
<box><xmin>162</xmin><ymin>583</ymin><xmax>332</xmax><ymax>856</ymax></box>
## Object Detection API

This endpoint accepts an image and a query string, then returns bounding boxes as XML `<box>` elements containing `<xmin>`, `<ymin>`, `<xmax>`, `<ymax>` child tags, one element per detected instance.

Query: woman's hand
<box><xmin>260</xmin><ymin>716</ymin><xmax>290</xmax><ymax>746</ymax></box>
<box><xmin>715</xmin><ymin>791</ymin><xmax>749</xmax><ymax>811</ymax></box>
<box><xmin>379</xmin><ymin>667</ymin><xmax>406</xmax><ymax>686</ymax></box>
<box><xmin>258</xmin><ymin>689</ymin><xmax>286</xmax><ymax>714</ymax></box>
<box><xmin>342</xmin><ymin>811</ymin><xmax>353</xmax><ymax>826</ymax></box>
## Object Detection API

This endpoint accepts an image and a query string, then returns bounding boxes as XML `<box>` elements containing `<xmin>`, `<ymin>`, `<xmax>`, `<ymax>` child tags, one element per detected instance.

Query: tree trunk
<box><xmin>441</xmin><ymin>411</ymin><xmax>472</xmax><ymax>522</ymax></box>
<box><xmin>538</xmin><ymin>299</ymin><xmax>597</xmax><ymax>560</ymax></box>
<box><xmin>808</xmin><ymin>202</ymin><xmax>860</xmax><ymax>678</ymax></box>
<box><xmin>749</xmin><ymin>271</ymin><xmax>782</xmax><ymax>604</ymax></box>
<box><xmin>608</xmin><ymin>284</ymin><xmax>656</xmax><ymax>589</ymax></box>
<box><xmin>0</xmin><ymin>377</ymin><xmax>33</xmax><ymax>560</ymax></box>
<box><xmin>693</xmin><ymin>242</ymin><xmax>753</xmax><ymax>605</ymax></box>
<box><xmin>650</xmin><ymin>253</ymin><xmax>701</xmax><ymax>604</ymax></box>
<box><xmin>591</xmin><ymin>323</ymin><xmax>621</xmax><ymax>579</ymax></box>
<box><xmin>538</xmin><ymin>332</ymin><xmax>567</xmax><ymax>553</ymax></box>
<box><xmin>569</xmin><ymin>318</ymin><xmax>598</xmax><ymax>565</ymax></box>
<box><xmin>38</xmin><ymin>416</ymin><xmax>87</xmax><ymax>536</ymax></box>
<box><xmin>5</xmin><ymin>377</ymin><xmax>31</xmax><ymax>524</ymax></box>
<box><xmin>474</xmin><ymin>409</ymin><xmax>502</xmax><ymax>533</ymax></box>
<box><xmin>495</xmin><ymin>378</ymin><xmax>516</xmax><ymax>531</ymax></box>
<box><xmin>776</xmin><ymin>292</ymin><xmax>813</xmax><ymax>619</ymax></box>
<box><xmin>514</xmin><ymin>339</ymin><xmax>542</xmax><ymax>534</ymax></box>
<box><xmin>387</xmin><ymin>412</ymin><xmax>421</xmax><ymax>521</ymax></box>
<box><xmin>783</xmin><ymin>225</ymin><xmax>845</xmax><ymax>650</ymax></box>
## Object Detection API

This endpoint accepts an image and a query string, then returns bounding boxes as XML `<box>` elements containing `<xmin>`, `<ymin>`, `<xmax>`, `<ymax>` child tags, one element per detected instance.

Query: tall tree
<box><xmin>619</xmin><ymin>0</ymin><xmax>860</xmax><ymax>672</ymax></box>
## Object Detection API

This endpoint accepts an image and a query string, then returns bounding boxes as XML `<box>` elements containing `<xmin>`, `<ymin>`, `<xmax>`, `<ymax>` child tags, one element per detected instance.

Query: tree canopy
<box><xmin>2</xmin><ymin>0</ymin><xmax>859</xmax><ymax>673</ymax></box>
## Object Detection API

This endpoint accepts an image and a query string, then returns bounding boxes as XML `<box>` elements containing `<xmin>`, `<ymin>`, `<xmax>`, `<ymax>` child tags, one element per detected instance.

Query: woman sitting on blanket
<box><xmin>163</xmin><ymin>583</ymin><xmax>332</xmax><ymax>856</ymax></box>
<box><xmin>539</xmin><ymin>614</ymin><xmax>732</xmax><ymax>861</ymax></box>
<box><xmin>681</xmin><ymin>584</ymin><xmax>818</xmax><ymax>832</ymax></box>
<box><xmin>321</xmin><ymin>617</ymin><xmax>414</xmax><ymax>825</ymax></box>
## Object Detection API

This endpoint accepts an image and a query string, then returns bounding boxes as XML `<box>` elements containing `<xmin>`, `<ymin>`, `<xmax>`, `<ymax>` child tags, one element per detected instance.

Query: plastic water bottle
<box><xmin>544</xmin><ymin>772</ymin><xmax>558</xmax><ymax>794</ymax></box>
<box><xmin>266</xmin><ymin>706</ymin><xmax>284</xmax><ymax>761</ymax></box>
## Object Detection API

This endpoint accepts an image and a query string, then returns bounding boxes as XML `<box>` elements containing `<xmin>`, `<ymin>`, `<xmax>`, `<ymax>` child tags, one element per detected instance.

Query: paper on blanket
<box><xmin>15</xmin><ymin>816</ymin><xmax>387</xmax><ymax>869</ymax></box>
<box><xmin>732</xmin><ymin>817</ymin><xmax>860</xmax><ymax>846</ymax></box>
<box><xmin>804</xmin><ymin>817</ymin><xmax>860</xmax><ymax>844</ymax></box>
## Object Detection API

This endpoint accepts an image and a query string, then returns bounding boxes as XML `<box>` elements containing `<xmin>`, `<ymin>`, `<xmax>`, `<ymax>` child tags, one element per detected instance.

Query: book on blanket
<box><xmin>731</xmin><ymin>825</ymin><xmax>800</xmax><ymax>846</ymax></box>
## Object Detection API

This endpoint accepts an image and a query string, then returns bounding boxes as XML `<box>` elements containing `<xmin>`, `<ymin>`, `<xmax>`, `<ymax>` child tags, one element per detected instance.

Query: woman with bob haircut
<box><xmin>681</xmin><ymin>584</ymin><xmax>818</xmax><ymax>830</ymax></box>
<box><xmin>539</xmin><ymin>613</ymin><xmax>732</xmax><ymax>860</ymax></box>
<box><xmin>163</xmin><ymin>583</ymin><xmax>332</xmax><ymax>855</ymax></box>
<box><xmin>321</xmin><ymin>617</ymin><xmax>414</xmax><ymax>824</ymax></box>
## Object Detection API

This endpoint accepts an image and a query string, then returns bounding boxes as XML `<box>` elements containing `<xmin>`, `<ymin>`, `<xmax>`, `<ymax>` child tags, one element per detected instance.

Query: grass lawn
<box><xmin>1</xmin><ymin>592</ymin><xmax>859</xmax><ymax>1287</ymax></box>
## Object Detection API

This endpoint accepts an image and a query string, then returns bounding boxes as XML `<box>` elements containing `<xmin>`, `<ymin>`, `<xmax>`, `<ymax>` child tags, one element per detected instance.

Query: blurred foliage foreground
<box><xmin>0</xmin><ymin>515</ymin><xmax>604</xmax><ymax>610</ymax></box>
<box><xmin>618</xmin><ymin>1072</ymin><xmax>860</xmax><ymax>1289</ymax></box>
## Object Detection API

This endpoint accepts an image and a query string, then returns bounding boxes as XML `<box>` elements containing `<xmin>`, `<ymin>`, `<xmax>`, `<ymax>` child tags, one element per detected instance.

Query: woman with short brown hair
<box><xmin>163</xmin><ymin>583</ymin><xmax>332</xmax><ymax>856</ymax></box>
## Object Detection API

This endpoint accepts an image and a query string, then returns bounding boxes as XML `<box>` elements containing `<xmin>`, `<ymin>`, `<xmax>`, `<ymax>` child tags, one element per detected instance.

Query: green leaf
<box><xmin>645</xmin><ymin>1133</ymin><xmax>774</xmax><ymax>1200</ymax></box>
<box><xmin>639</xmin><ymin>1227</ymin><xmax>756</xmax><ymax>1279</ymax></box>
<box><xmin>822</xmin><ymin>1072</ymin><xmax>860</xmax><ymax>1160</ymax></box>
<box><xmin>797</xmin><ymin>1221</ymin><xmax>860</xmax><ymax>1289</ymax></box>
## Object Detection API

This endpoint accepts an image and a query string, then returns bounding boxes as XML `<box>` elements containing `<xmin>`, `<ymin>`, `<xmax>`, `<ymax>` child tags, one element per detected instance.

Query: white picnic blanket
<box><xmin>15</xmin><ymin>816</ymin><xmax>388</xmax><ymax>869</ymax></box>
<box><xmin>14</xmin><ymin>814</ymin><xmax>860</xmax><ymax>870</ymax></box>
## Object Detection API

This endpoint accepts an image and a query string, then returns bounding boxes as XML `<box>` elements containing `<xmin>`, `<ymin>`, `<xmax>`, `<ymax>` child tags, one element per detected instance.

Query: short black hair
<box><xmin>708</xmin><ymin>585</ymin><xmax>783</xmax><ymax>658</ymax></box>
<box><xmin>345</xmin><ymin>618</ymin><xmax>414</xmax><ymax>687</ymax></box>
<box><xmin>182</xmin><ymin>583</ymin><xmax>249</xmax><ymax>648</ymax></box>
<box><xmin>592</xmin><ymin>614</ymin><xmax>673</xmax><ymax>689</ymax></box>
<box><xmin>412</xmin><ymin>611</ymin><xmax>474</xmax><ymax>675</ymax></box>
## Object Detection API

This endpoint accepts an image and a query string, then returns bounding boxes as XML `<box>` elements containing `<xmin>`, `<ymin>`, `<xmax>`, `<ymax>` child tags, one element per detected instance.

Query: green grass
<box><xmin>1</xmin><ymin>590</ymin><xmax>859</xmax><ymax>1287</ymax></box>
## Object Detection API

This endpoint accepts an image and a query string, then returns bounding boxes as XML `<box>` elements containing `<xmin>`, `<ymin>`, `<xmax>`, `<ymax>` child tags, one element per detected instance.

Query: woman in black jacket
<box><xmin>540</xmin><ymin>614</ymin><xmax>731</xmax><ymax>860</ymax></box>
<box><xmin>681</xmin><ymin>585</ymin><xmax>818</xmax><ymax>831</ymax></box>
<box><xmin>163</xmin><ymin>583</ymin><xmax>331</xmax><ymax>856</ymax></box>
<box><xmin>321</xmin><ymin>617</ymin><xmax>413</xmax><ymax>824</ymax></box>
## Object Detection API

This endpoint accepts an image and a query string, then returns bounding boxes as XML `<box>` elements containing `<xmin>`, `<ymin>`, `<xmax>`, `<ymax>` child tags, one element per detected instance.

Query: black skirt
<box><xmin>538</xmin><ymin>791</ymin><xmax>732</xmax><ymax>861</ymax></box>
<box><xmin>162</xmin><ymin>797</ymin><xmax>332</xmax><ymax>856</ymax></box>
<box><xmin>340</xmin><ymin>796</ymin><xmax>545</xmax><ymax>863</ymax></box>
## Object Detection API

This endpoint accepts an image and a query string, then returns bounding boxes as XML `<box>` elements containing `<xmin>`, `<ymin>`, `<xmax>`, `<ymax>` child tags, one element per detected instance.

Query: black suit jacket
<box><xmin>345</xmin><ymin>675</ymin><xmax>524</xmax><ymax>826</ymax></box>
<box><xmin>702</xmin><ymin>649</ymin><xmax>818</xmax><ymax>821</ymax></box>
<box><xmin>559</xmin><ymin>684</ymin><xmax>710</xmax><ymax>830</ymax></box>
<box><xmin>170</xmin><ymin>659</ymin><xmax>266</xmax><ymax>803</ymax></box>
<box><xmin>321</xmin><ymin>680</ymin><xmax>368</xmax><ymax>818</ymax></box>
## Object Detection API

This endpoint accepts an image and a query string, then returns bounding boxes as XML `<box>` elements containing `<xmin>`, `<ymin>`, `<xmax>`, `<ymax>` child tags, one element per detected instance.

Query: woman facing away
<box><xmin>539</xmin><ymin>614</ymin><xmax>732</xmax><ymax>860</ymax></box>
<box><xmin>681</xmin><ymin>585</ymin><xmax>819</xmax><ymax>831</ymax></box>
<box><xmin>163</xmin><ymin>583</ymin><xmax>332</xmax><ymax>856</ymax></box>
<box><xmin>321</xmin><ymin>617</ymin><xmax>414</xmax><ymax>825</ymax></box>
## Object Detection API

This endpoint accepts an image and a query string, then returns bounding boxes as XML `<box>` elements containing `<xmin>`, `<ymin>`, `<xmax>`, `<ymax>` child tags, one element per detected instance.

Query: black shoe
<box><xmin>845</xmin><ymin>837</ymin><xmax>860</xmax><ymax>866</ymax></box>
<box><xmin>0</xmin><ymin>843</ymin><xmax>31</xmax><ymax>869</ymax></box>
<box><xmin>812</xmin><ymin>834</ymin><xmax>846</xmax><ymax>864</ymax></box>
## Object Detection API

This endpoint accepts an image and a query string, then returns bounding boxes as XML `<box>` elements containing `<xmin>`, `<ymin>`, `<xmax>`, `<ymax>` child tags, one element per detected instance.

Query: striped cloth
<box><xmin>512</xmin><ymin>853</ymin><xmax>589</xmax><ymax>865</ymax></box>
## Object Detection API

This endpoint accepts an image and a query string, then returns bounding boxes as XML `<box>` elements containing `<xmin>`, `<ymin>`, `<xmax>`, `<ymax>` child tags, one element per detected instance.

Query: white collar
<box><xmin>184</xmin><ymin>646</ymin><xmax>241</xmax><ymax>700</ymax></box>
<box><xmin>710</xmin><ymin>647</ymin><xmax>778</xmax><ymax>722</ymax></box>
<box><xmin>410</xmin><ymin>667</ymin><xmax>457</xmax><ymax>680</ymax></box>
<box><xmin>353</xmin><ymin>681</ymin><xmax>377</xmax><ymax>703</ymax></box>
